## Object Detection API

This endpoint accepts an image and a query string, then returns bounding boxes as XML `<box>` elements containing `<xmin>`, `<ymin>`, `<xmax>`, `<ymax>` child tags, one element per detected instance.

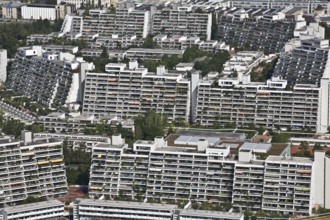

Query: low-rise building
<box><xmin>90</xmin><ymin>34</ymin><xmax>143</xmax><ymax>50</ymax></box>
<box><xmin>0</xmin><ymin>100</ymin><xmax>36</xmax><ymax>125</ymax></box>
<box><xmin>0</xmin><ymin>200</ymin><xmax>64</xmax><ymax>220</ymax></box>
<box><xmin>221</xmin><ymin>51</ymin><xmax>264</xmax><ymax>79</ymax></box>
<box><xmin>125</xmin><ymin>48</ymin><xmax>184</xmax><ymax>60</ymax></box>
<box><xmin>1</xmin><ymin>2</ymin><xmax>25</xmax><ymax>19</ymax></box>
<box><xmin>37</xmin><ymin>112</ymin><xmax>134</xmax><ymax>134</ymax></box>
<box><xmin>21</xmin><ymin>4</ymin><xmax>66</xmax><ymax>20</ymax></box>
<box><xmin>153</xmin><ymin>34</ymin><xmax>230</xmax><ymax>52</ymax></box>
<box><xmin>33</xmin><ymin>132</ymin><xmax>111</xmax><ymax>151</ymax></box>
<box><xmin>73</xmin><ymin>198</ymin><xmax>244</xmax><ymax>220</ymax></box>
<box><xmin>41</xmin><ymin>45</ymin><xmax>79</xmax><ymax>54</ymax></box>
<box><xmin>73</xmin><ymin>199</ymin><xmax>177</xmax><ymax>220</ymax></box>
<box><xmin>27</xmin><ymin>33</ymin><xmax>59</xmax><ymax>45</ymax></box>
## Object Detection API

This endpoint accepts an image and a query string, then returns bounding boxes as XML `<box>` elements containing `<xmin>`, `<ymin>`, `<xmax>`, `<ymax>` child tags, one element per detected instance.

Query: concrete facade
<box><xmin>0</xmin><ymin>50</ymin><xmax>7</xmax><ymax>83</ymax></box>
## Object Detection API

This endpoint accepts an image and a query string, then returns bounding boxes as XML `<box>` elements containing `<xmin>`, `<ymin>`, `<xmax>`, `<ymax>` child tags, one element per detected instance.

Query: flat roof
<box><xmin>42</xmin><ymin>45</ymin><xmax>78</xmax><ymax>49</ymax></box>
<box><xmin>266</xmin><ymin>155</ymin><xmax>313</xmax><ymax>164</ymax></box>
<box><xmin>43</xmin><ymin>112</ymin><xmax>65</xmax><ymax>118</ymax></box>
<box><xmin>175</xmin><ymin>130</ymin><xmax>246</xmax><ymax>140</ymax></box>
<box><xmin>180</xmin><ymin>209</ymin><xmax>243</xmax><ymax>219</ymax></box>
<box><xmin>174</xmin><ymin>135</ymin><xmax>220</xmax><ymax>146</ymax></box>
<box><xmin>25</xmin><ymin>4</ymin><xmax>57</xmax><ymax>8</ymax></box>
<box><xmin>20</xmin><ymin>138</ymin><xmax>62</xmax><ymax>146</ymax></box>
<box><xmin>34</xmin><ymin>132</ymin><xmax>110</xmax><ymax>139</ymax></box>
<box><xmin>1</xmin><ymin>200</ymin><xmax>63</xmax><ymax>214</ymax></box>
<box><xmin>94</xmin><ymin>143</ymin><xmax>124</xmax><ymax>148</ymax></box>
<box><xmin>3</xmin><ymin>2</ymin><xmax>25</xmax><ymax>8</ymax></box>
<box><xmin>176</xmin><ymin>62</ymin><xmax>195</xmax><ymax>67</ymax></box>
<box><xmin>126</xmin><ymin>48</ymin><xmax>184</xmax><ymax>53</ymax></box>
<box><xmin>240</xmin><ymin>142</ymin><xmax>272</xmax><ymax>153</ymax></box>
<box><xmin>75</xmin><ymin>199</ymin><xmax>178</xmax><ymax>210</ymax></box>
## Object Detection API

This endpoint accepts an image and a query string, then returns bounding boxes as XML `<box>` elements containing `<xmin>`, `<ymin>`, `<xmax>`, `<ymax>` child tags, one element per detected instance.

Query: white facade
<box><xmin>152</xmin><ymin>9</ymin><xmax>212</xmax><ymax>40</ymax></box>
<box><xmin>229</xmin><ymin>0</ymin><xmax>330</xmax><ymax>14</ymax></box>
<box><xmin>314</xmin><ymin>151</ymin><xmax>330</xmax><ymax>209</ymax></box>
<box><xmin>196</xmin><ymin>76</ymin><xmax>326</xmax><ymax>132</ymax></box>
<box><xmin>83</xmin><ymin>61</ymin><xmax>191</xmax><ymax>122</ymax></box>
<box><xmin>61</xmin><ymin>0</ymin><xmax>110</xmax><ymax>8</ymax></box>
<box><xmin>80</xmin><ymin>7</ymin><xmax>150</xmax><ymax>38</ymax></box>
<box><xmin>0</xmin><ymin>50</ymin><xmax>7</xmax><ymax>83</ymax></box>
<box><xmin>73</xmin><ymin>198</ymin><xmax>244</xmax><ymax>220</ymax></box>
<box><xmin>21</xmin><ymin>5</ymin><xmax>65</xmax><ymax>20</ymax></box>
<box><xmin>0</xmin><ymin>200</ymin><xmax>64</xmax><ymax>220</ymax></box>
<box><xmin>0</xmin><ymin>132</ymin><xmax>67</xmax><ymax>205</ymax></box>
<box><xmin>34</xmin><ymin>132</ymin><xmax>111</xmax><ymax>151</ymax></box>
<box><xmin>88</xmin><ymin>133</ymin><xmax>327</xmax><ymax>215</ymax></box>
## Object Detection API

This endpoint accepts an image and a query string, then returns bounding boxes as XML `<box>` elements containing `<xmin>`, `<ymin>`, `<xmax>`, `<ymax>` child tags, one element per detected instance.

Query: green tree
<box><xmin>20</xmin><ymin>196</ymin><xmax>46</xmax><ymax>205</ymax></box>
<box><xmin>0</xmin><ymin>19</ymin><xmax>63</xmax><ymax>58</ymax></box>
<box><xmin>134</xmin><ymin>110</ymin><xmax>167</xmax><ymax>140</ymax></box>
<box><xmin>109</xmin><ymin>6</ymin><xmax>116</xmax><ymax>14</ymax></box>
<box><xmin>193</xmin><ymin>50</ymin><xmax>230</xmax><ymax>76</ymax></box>
<box><xmin>2</xmin><ymin>119</ymin><xmax>25</xmax><ymax>138</ymax></box>
<box><xmin>271</xmin><ymin>133</ymin><xmax>290</xmax><ymax>143</ymax></box>
<box><xmin>27</xmin><ymin>123</ymin><xmax>44</xmax><ymax>133</ymax></box>
<box><xmin>142</xmin><ymin>35</ymin><xmax>157</xmax><ymax>48</ymax></box>
<box><xmin>182</xmin><ymin>45</ymin><xmax>207</xmax><ymax>62</ymax></box>
<box><xmin>63</xmin><ymin>140</ymin><xmax>91</xmax><ymax>185</ymax></box>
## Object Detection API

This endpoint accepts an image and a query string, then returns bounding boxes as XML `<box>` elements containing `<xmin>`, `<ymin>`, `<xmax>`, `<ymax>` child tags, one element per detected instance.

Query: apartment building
<box><xmin>229</xmin><ymin>0</ymin><xmax>330</xmax><ymax>14</ymax></box>
<box><xmin>196</xmin><ymin>75</ymin><xmax>327</xmax><ymax>132</ymax></box>
<box><xmin>82</xmin><ymin>7</ymin><xmax>150</xmax><ymax>38</ymax></box>
<box><xmin>262</xmin><ymin>156</ymin><xmax>313</xmax><ymax>215</ymax></box>
<box><xmin>0</xmin><ymin>200</ymin><xmax>64</xmax><ymax>220</ymax></box>
<box><xmin>73</xmin><ymin>198</ymin><xmax>244</xmax><ymax>220</ymax></box>
<box><xmin>0</xmin><ymin>131</ymin><xmax>67</xmax><ymax>206</ymax></box>
<box><xmin>83</xmin><ymin>61</ymin><xmax>191</xmax><ymax>122</ymax></box>
<box><xmin>0</xmin><ymin>50</ymin><xmax>7</xmax><ymax>83</ymax></box>
<box><xmin>88</xmin><ymin>131</ymin><xmax>329</xmax><ymax>215</ymax></box>
<box><xmin>6</xmin><ymin>46</ymin><xmax>93</xmax><ymax>109</ymax></box>
<box><xmin>59</xmin><ymin>15</ymin><xmax>83</xmax><ymax>37</ymax></box>
<box><xmin>152</xmin><ymin>9</ymin><xmax>212</xmax><ymax>40</ymax></box>
<box><xmin>217</xmin><ymin>10</ymin><xmax>297</xmax><ymax>54</ymax></box>
<box><xmin>273</xmin><ymin>38</ymin><xmax>330</xmax><ymax>88</ymax></box>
